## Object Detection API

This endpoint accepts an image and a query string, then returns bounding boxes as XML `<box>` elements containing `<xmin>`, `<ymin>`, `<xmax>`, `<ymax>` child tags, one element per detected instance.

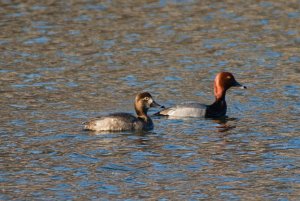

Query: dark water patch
<box><xmin>10</xmin><ymin>119</ymin><xmax>27</xmax><ymax>127</ymax></box>
<box><xmin>82</xmin><ymin>4</ymin><xmax>107</xmax><ymax>11</ymax></box>
<box><xmin>99</xmin><ymin>163</ymin><xmax>136</xmax><ymax>173</ymax></box>
<box><xmin>9</xmin><ymin>104</ymin><xmax>28</xmax><ymax>109</ymax></box>
<box><xmin>68</xmin><ymin>153</ymin><xmax>100</xmax><ymax>164</ymax></box>
<box><xmin>6</xmin><ymin>12</ymin><xmax>27</xmax><ymax>17</ymax></box>
<box><xmin>31</xmin><ymin>21</ymin><xmax>54</xmax><ymax>30</ymax></box>
<box><xmin>259</xmin><ymin>2</ymin><xmax>273</xmax><ymax>7</ymax></box>
<box><xmin>37</xmin><ymin>66</ymin><xmax>66</xmax><ymax>72</ymax></box>
<box><xmin>102</xmin><ymin>39</ymin><xmax>115</xmax><ymax>49</ymax></box>
<box><xmin>164</xmin><ymin>76</ymin><xmax>182</xmax><ymax>81</ymax></box>
<box><xmin>131</xmin><ymin>47</ymin><xmax>162</xmax><ymax>53</ymax></box>
<box><xmin>120</xmin><ymin>75</ymin><xmax>138</xmax><ymax>87</ymax></box>
<box><xmin>124</xmin><ymin>33</ymin><xmax>140</xmax><ymax>43</ymax></box>
<box><xmin>68</xmin><ymin>30</ymin><xmax>81</xmax><ymax>35</ymax></box>
<box><xmin>73</xmin><ymin>15</ymin><xmax>92</xmax><ymax>22</ymax></box>
<box><xmin>30</xmin><ymin>5</ymin><xmax>47</xmax><ymax>11</ymax></box>
<box><xmin>288</xmin><ymin>12</ymin><xmax>299</xmax><ymax>18</ymax></box>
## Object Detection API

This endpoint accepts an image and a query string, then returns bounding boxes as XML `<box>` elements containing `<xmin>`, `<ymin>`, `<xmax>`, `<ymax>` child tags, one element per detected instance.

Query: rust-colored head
<box><xmin>214</xmin><ymin>72</ymin><xmax>246</xmax><ymax>100</ymax></box>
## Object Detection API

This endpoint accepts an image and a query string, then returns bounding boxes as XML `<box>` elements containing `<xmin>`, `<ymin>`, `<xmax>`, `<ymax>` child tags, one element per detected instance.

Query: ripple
<box><xmin>124</xmin><ymin>33</ymin><xmax>140</xmax><ymax>43</ymax></box>
<box><xmin>164</xmin><ymin>76</ymin><xmax>182</xmax><ymax>81</ymax></box>
<box><xmin>24</xmin><ymin>37</ymin><xmax>50</xmax><ymax>45</ymax></box>
<box><xmin>288</xmin><ymin>12</ymin><xmax>299</xmax><ymax>18</ymax></box>
<box><xmin>31</xmin><ymin>5</ymin><xmax>47</xmax><ymax>11</ymax></box>
<box><xmin>6</xmin><ymin>12</ymin><xmax>27</xmax><ymax>17</ymax></box>
<box><xmin>73</xmin><ymin>15</ymin><xmax>91</xmax><ymax>22</ymax></box>
<box><xmin>120</xmin><ymin>75</ymin><xmax>138</xmax><ymax>87</ymax></box>
<box><xmin>83</xmin><ymin>4</ymin><xmax>107</xmax><ymax>11</ymax></box>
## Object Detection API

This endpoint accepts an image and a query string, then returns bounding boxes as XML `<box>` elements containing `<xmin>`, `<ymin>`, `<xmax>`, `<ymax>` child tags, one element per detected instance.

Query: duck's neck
<box><xmin>212</xmin><ymin>98</ymin><xmax>227</xmax><ymax>108</ymax></box>
<box><xmin>214</xmin><ymin>83</ymin><xmax>227</xmax><ymax>101</ymax></box>
<box><xmin>206</xmin><ymin>98</ymin><xmax>227</xmax><ymax>118</ymax></box>
<box><xmin>136</xmin><ymin>107</ymin><xmax>153</xmax><ymax>130</ymax></box>
<box><xmin>137</xmin><ymin>110</ymin><xmax>153</xmax><ymax>131</ymax></box>
<box><xmin>213</xmin><ymin>84</ymin><xmax>227</xmax><ymax>109</ymax></box>
<box><xmin>206</xmin><ymin>85</ymin><xmax>227</xmax><ymax>117</ymax></box>
<box><xmin>135</xmin><ymin>106</ymin><xmax>149</xmax><ymax>121</ymax></box>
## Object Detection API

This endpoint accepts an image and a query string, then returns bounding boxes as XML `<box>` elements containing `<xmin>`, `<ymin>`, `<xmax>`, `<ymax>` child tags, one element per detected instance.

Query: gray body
<box><xmin>83</xmin><ymin>92</ymin><xmax>161</xmax><ymax>132</ymax></box>
<box><xmin>84</xmin><ymin>113</ymin><xmax>153</xmax><ymax>131</ymax></box>
<box><xmin>158</xmin><ymin>103</ymin><xmax>207</xmax><ymax>117</ymax></box>
<box><xmin>157</xmin><ymin>72</ymin><xmax>246</xmax><ymax>118</ymax></box>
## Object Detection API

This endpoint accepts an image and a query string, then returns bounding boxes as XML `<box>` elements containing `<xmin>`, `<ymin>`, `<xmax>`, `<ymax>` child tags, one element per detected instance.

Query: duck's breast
<box><xmin>84</xmin><ymin>113</ymin><xmax>138</xmax><ymax>131</ymax></box>
<box><xmin>134</xmin><ymin>117</ymin><xmax>153</xmax><ymax>131</ymax></box>
<box><xmin>159</xmin><ymin>103</ymin><xmax>207</xmax><ymax>117</ymax></box>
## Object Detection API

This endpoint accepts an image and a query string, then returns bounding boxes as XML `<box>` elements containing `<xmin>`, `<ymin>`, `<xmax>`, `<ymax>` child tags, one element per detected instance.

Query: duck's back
<box><xmin>84</xmin><ymin>113</ymin><xmax>143</xmax><ymax>131</ymax></box>
<box><xmin>157</xmin><ymin>103</ymin><xmax>207</xmax><ymax>117</ymax></box>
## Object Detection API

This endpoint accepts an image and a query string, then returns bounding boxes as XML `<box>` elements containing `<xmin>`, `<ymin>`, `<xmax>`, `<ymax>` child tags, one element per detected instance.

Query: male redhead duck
<box><xmin>156</xmin><ymin>72</ymin><xmax>246</xmax><ymax>118</ymax></box>
<box><xmin>84</xmin><ymin>92</ymin><xmax>163</xmax><ymax>131</ymax></box>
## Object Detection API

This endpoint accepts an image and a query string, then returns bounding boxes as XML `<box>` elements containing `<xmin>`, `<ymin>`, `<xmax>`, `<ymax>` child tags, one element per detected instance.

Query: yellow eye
<box><xmin>144</xmin><ymin>97</ymin><xmax>149</xmax><ymax>101</ymax></box>
<box><xmin>227</xmin><ymin>76</ymin><xmax>231</xmax><ymax>79</ymax></box>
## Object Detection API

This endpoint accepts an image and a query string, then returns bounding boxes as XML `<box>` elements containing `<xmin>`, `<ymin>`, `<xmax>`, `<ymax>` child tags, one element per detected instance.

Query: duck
<box><xmin>83</xmin><ymin>92</ymin><xmax>163</xmax><ymax>131</ymax></box>
<box><xmin>156</xmin><ymin>72</ymin><xmax>246</xmax><ymax>118</ymax></box>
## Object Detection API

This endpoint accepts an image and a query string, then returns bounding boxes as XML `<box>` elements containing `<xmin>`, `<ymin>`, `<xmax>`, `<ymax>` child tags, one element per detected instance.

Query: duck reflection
<box><xmin>213</xmin><ymin>116</ymin><xmax>237</xmax><ymax>133</ymax></box>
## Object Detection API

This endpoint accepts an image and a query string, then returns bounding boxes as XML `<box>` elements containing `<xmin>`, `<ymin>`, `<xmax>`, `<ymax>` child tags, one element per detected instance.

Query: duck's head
<box><xmin>214</xmin><ymin>72</ymin><xmax>246</xmax><ymax>99</ymax></box>
<box><xmin>135</xmin><ymin>92</ymin><xmax>164</xmax><ymax>116</ymax></box>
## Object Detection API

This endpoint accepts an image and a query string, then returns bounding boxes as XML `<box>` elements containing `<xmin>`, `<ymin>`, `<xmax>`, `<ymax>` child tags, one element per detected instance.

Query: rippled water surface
<box><xmin>1</xmin><ymin>0</ymin><xmax>299</xmax><ymax>200</ymax></box>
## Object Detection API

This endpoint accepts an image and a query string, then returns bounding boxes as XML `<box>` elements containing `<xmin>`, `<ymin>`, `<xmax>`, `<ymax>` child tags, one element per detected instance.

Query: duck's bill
<box><xmin>233</xmin><ymin>80</ymin><xmax>247</xmax><ymax>89</ymax></box>
<box><xmin>150</xmin><ymin>101</ymin><xmax>165</xmax><ymax>108</ymax></box>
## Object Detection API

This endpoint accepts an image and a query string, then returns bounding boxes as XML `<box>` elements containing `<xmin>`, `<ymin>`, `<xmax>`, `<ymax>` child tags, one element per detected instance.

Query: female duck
<box><xmin>84</xmin><ymin>92</ymin><xmax>163</xmax><ymax>131</ymax></box>
<box><xmin>156</xmin><ymin>72</ymin><xmax>246</xmax><ymax>118</ymax></box>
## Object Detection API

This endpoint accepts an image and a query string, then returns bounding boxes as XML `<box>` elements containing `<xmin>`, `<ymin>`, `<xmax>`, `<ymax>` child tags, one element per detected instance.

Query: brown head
<box><xmin>214</xmin><ymin>72</ymin><xmax>246</xmax><ymax>100</ymax></box>
<box><xmin>134</xmin><ymin>92</ymin><xmax>164</xmax><ymax>117</ymax></box>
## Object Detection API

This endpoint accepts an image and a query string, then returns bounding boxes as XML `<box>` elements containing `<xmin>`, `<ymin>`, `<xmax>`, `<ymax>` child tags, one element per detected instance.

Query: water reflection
<box><xmin>213</xmin><ymin>117</ymin><xmax>237</xmax><ymax>133</ymax></box>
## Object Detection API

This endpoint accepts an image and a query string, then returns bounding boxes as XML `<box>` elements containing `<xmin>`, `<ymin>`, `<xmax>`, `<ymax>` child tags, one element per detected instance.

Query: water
<box><xmin>0</xmin><ymin>0</ymin><xmax>299</xmax><ymax>200</ymax></box>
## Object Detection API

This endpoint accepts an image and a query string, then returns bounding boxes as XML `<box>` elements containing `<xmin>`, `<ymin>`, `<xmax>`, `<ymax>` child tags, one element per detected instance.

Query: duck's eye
<box><xmin>144</xmin><ymin>97</ymin><xmax>149</xmax><ymax>101</ymax></box>
<box><xmin>226</xmin><ymin>76</ymin><xmax>232</xmax><ymax>79</ymax></box>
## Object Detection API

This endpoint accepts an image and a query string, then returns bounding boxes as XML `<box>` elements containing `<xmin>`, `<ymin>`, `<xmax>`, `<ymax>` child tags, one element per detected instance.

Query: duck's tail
<box><xmin>82</xmin><ymin>121</ymin><xmax>92</xmax><ymax>130</ymax></box>
<box><xmin>153</xmin><ymin>108</ymin><xmax>170</xmax><ymax>116</ymax></box>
